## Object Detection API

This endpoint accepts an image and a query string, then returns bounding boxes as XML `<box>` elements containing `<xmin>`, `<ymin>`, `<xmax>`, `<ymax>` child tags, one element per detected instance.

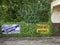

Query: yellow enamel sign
<box><xmin>36</xmin><ymin>24</ymin><xmax>50</xmax><ymax>34</ymax></box>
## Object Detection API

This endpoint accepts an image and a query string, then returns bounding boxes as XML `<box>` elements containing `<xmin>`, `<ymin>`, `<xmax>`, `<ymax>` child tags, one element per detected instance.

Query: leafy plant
<box><xmin>0</xmin><ymin>0</ymin><xmax>50</xmax><ymax>23</ymax></box>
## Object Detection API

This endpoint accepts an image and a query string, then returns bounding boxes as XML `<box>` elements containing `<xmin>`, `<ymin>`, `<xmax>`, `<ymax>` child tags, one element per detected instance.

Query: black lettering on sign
<box><xmin>38</xmin><ymin>30</ymin><xmax>47</xmax><ymax>32</ymax></box>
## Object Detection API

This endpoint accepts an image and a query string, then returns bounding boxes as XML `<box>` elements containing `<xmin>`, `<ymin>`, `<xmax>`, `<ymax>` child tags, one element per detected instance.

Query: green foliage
<box><xmin>52</xmin><ymin>27</ymin><xmax>59</xmax><ymax>35</ymax></box>
<box><xmin>0</xmin><ymin>21</ymin><xmax>58</xmax><ymax>37</ymax></box>
<box><xmin>0</xmin><ymin>22</ymin><xmax>59</xmax><ymax>37</ymax></box>
<box><xmin>0</xmin><ymin>0</ymin><xmax>50</xmax><ymax>23</ymax></box>
<box><xmin>0</xmin><ymin>0</ymin><xmax>52</xmax><ymax>37</ymax></box>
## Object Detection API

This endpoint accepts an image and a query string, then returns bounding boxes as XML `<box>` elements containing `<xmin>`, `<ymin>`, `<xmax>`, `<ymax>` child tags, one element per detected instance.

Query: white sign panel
<box><xmin>51</xmin><ymin>10</ymin><xmax>60</xmax><ymax>23</ymax></box>
<box><xmin>2</xmin><ymin>24</ymin><xmax>20</xmax><ymax>34</ymax></box>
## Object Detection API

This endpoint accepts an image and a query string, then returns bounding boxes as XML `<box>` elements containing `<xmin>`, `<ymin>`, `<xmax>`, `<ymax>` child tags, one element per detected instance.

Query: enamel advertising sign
<box><xmin>2</xmin><ymin>24</ymin><xmax>20</xmax><ymax>34</ymax></box>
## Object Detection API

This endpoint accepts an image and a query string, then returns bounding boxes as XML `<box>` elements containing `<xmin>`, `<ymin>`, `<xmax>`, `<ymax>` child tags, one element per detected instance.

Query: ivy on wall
<box><xmin>0</xmin><ymin>0</ymin><xmax>50</xmax><ymax>23</ymax></box>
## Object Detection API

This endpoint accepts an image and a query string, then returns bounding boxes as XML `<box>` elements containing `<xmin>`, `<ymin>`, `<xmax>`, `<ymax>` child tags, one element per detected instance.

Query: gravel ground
<box><xmin>0</xmin><ymin>37</ymin><xmax>60</xmax><ymax>45</ymax></box>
